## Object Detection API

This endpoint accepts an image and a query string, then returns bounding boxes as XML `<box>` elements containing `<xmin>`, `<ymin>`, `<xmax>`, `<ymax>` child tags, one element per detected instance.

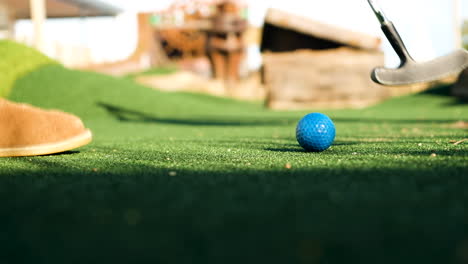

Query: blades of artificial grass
<box><xmin>0</xmin><ymin>40</ymin><xmax>57</xmax><ymax>97</ymax></box>
<box><xmin>1</xmin><ymin>42</ymin><xmax>467</xmax><ymax>264</ymax></box>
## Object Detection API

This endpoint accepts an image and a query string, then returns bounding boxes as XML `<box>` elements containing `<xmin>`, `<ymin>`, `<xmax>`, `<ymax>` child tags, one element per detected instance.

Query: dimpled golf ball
<box><xmin>296</xmin><ymin>113</ymin><xmax>336</xmax><ymax>152</ymax></box>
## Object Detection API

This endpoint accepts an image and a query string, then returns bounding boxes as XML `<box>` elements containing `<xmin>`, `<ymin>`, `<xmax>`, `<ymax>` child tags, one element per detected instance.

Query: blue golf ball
<box><xmin>296</xmin><ymin>113</ymin><xmax>336</xmax><ymax>152</ymax></box>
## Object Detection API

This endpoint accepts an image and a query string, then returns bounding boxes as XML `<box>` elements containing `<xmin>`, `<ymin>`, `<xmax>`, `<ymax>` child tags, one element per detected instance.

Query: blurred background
<box><xmin>0</xmin><ymin>0</ymin><xmax>467</xmax><ymax>107</ymax></box>
<box><xmin>1</xmin><ymin>0</ymin><xmax>466</xmax><ymax>68</ymax></box>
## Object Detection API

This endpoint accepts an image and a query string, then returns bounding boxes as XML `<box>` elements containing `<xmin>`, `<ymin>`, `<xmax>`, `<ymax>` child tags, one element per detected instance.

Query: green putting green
<box><xmin>0</xmin><ymin>41</ymin><xmax>467</xmax><ymax>263</ymax></box>
<box><xmin>0</xmin><ymin>40</ymin><xmax>56</xmax><ymax>98</ymax></box>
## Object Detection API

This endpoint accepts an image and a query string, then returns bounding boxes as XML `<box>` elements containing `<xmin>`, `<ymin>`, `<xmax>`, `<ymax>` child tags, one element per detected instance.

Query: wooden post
<box><xmin>131</xmin><ymin>13</ymin><xmax>168</xmax><ymax>66</ymax></box>
<box><xmin>8</xmin><ymin>4</ymin><xmax>15</xmax><ymax>38</ymax></box>
<box><xmin>453</xmin><ymin>0</ymin><xmax>462</xmax><ymax>49</ymax></box>
<box><xmin>0</xmin><ymin>1</ymin><xmax>12</xmax><ymax>38</ymax></box>
<box><xmin>30</xmin><ymin>0</ymin><xmax>47</xmax><ymax>52</ymax></box>
<box><xmin>206</xmin><ymin>1</ymin><xmax>247</xmax><ymax>86</ymax></box>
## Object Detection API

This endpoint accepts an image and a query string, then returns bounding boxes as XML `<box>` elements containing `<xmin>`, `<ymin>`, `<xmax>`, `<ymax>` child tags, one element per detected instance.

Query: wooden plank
<box><xmin>0</xmin><ymin>3</ymin><xmax>8</xmax><ymax>29</ymax></box>
<box><xmin>6</xmin><ymin>0</ymin><xmax>119</xmax><ymax>19</ymax></box>
<box><xmin>155</xmin><ymin>20</ymin><xmax>212</xmax><ymax>31</ymax></box>
<box><xmin>0</xmin><ymin>2</ymin><xmax>13</xmax><ymax>38</ymax></box>
<box><xmin>265</xmin><ymin>8</ymin><xmax>381</xmax><ymax>51</ymax></box>
<box><xmin>30</xmin><ymin>0</ymin><xmax>46</xmax><ymax>52</ymax></box>
<box><xmin>263</xmin><ymin>48</ymin><xmax>389</xmax><ymax>109</ymax></box>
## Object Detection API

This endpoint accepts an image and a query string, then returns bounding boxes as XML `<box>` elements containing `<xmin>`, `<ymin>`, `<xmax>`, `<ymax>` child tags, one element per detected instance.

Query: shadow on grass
<box><xmin>0</xmin><ymin>155</ymin><xmax>467</xmax><ymax>264</ymax></box>
<box><xmin>265</xmin><ymin>141</ymin><xmax>358</xmax><ymax>153</ymax></box>
<box><xmin>332</xmin><ymin>117</ymin><xmax>461</xmax><ymax>124</ymax></box>
<box><xmin>39</xmin><ymin>151</ymin><xmax>81</xmax><ymax>156</ymax></box>
<box><xmin>266</xmin><ymin>141</ymin><xmax>361</xmax><ymax>153</ymax></box>
<box><xmin>99</xmin><ymin>102</ymin><xmax>463</xmax><ymax>127</ymax></box>
<box><xmin>98</xmin><ymin>102</ymin><xmax>296</xmax><ymax>127</ymax></box>
<box><xmin>266</xmin><ymin>147</ymin><xmax>307</xmax><ymax>153</ymax></box>
<box><xmin>266</xmin><ymin>148</ymin><xmax>468</xmax><ymax>157</ymax></box>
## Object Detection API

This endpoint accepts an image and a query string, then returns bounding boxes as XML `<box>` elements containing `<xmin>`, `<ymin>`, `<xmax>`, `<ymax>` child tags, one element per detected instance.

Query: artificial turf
<box><xmin>0</xmin><ymin>40</ymin><xmax>56</xmax><ymax>97</ymax></box>
<box><xmin>1</xmin><ymin>56</ymin><xmax>467</xmax><ymax>262</ymax></box>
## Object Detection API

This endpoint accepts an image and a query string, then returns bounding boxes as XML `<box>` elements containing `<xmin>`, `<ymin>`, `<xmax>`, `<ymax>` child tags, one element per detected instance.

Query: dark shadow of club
<box><xmin>97</xmin><ymin>102</ymin><xmax>297</xmax><ymax>127</ymax></box>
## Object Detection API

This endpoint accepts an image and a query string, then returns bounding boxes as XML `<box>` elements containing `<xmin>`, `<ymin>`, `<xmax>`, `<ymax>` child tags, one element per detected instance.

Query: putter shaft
<box><xmin>367</xmin><ymin>0</ymin><xmax>414</xmax><ymax>66</ymax></box>
<box><xmin>367</xmin><ymin>0</ymin><xmax>389</xmax><ymax>23</ymax></box>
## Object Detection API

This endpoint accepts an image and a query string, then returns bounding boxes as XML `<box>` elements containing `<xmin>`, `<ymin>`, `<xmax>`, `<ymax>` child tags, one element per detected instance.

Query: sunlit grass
<box><xmin>0</xmin><ymin>59</ymin><xmax>467</xmax><ymax>263</ymax></box>
<box><xmin>0</xmin><ymin>40</ymin><xmax>56</xmax><ymax>97</ymax></box>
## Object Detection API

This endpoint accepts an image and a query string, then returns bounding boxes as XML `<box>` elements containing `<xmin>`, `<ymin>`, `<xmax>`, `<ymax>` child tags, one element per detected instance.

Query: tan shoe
<box><xmin>0</xmin><ymin>99</ymin><xmax>92</xmax><ymax>157</ymax></box>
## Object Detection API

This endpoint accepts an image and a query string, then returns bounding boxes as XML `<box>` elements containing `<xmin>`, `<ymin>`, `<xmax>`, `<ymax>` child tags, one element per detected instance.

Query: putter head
<box><xmin>372</xmin><ymin>49</ymin><xmax>468</xmax><ymax>86</ymax></box>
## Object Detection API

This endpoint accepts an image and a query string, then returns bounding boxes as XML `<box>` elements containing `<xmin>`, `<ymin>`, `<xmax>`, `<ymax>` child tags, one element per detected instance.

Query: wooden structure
<box><xmin>86</xmin><ymin>1</ymin><xmax>248</xmax><ymax>79</ymax></box>
<box><xmin>261</xmin><ymin>8</ymin><xmax>389</xmax><ymax>109</ymax></box>
<box><xmin>2</xmin><ymin>0</ymin><xmax>120</xmax><ymax>19</ymax></box>
<box><xmin>0</xmin><ymin>2</ymin><xmax>13</xmax><ymax>38</ymax></box>
<box><xmin>150</xmin><ymin>1</ymin><xmax>247</xmax><ymax>84</ymax></box>
<box><xmin>158</xmin><ymin>23</ymin><xmax>208</xmax><ymax>59</ymax></box>
<box><xmin>206</xmin><ymin>1</ymin><xmax>247</xmax><ymax>84</ymax></box>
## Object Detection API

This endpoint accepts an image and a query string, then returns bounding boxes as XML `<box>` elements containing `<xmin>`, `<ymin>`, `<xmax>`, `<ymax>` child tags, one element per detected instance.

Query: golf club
<box><xmin>367</xmin><ymin>0</ymin><xmax>468</xmax><ymax>86</ymax></box>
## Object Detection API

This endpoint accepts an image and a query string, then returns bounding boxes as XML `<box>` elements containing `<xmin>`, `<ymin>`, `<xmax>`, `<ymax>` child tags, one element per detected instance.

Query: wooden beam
<box><xmin>264</xmin><ymin>8</ymin><xmax>381</xmax><ymax>51</ymax></box>
<box><xmin>30</xmin><ymin>0</ymin><xmax>46</xmax><ymax>52</ymax></box>
<box><xmin>6</xmin><ymin>0</ymin><xmax>119</xmax><ymax>19</ymax></box>
<box><xmin>453</xmin><ymin>0</ymin><xmax>462</xmax><ymax>49</ymax></box>
<box><xmin>0</xmin><ymin>1</ymin><xmax>14</xmax><ymax>38</ymax></box>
